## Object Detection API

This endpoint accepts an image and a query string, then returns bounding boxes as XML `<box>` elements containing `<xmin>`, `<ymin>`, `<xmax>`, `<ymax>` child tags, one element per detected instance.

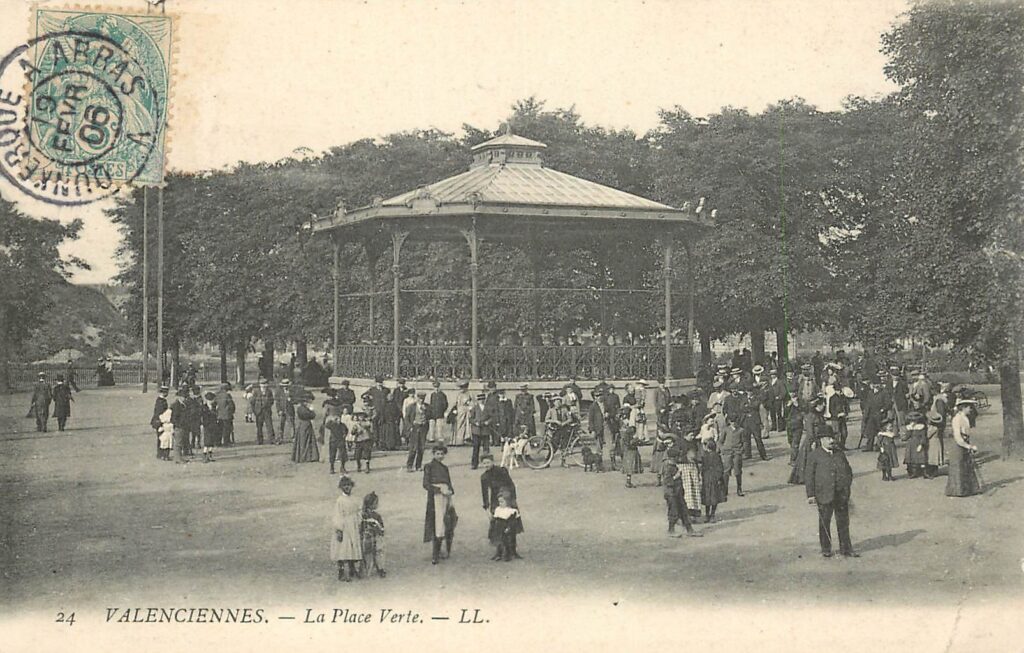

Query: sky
<box><xmin>0</xmin><ymin>0</ymin><xmax>909</xmax><ymax>284</ymax></box>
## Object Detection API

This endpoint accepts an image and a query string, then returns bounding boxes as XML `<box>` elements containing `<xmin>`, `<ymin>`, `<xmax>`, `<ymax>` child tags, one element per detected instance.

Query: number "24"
<box><xmin>55</xmin><ymin>611</ymin><xmax>75</xmax><ymax>626</ymax></box>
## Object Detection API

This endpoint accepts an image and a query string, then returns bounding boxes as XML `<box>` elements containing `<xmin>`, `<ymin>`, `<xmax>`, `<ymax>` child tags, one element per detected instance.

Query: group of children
<box><xmin>330</xmin><ymin>475</ymin><xmax>387</xmax><ymax>582</ymax></box>
<box><xmin>153</xmin><ymin>383</ymin><xmax>236</xmax><ymax>463</ymax></box>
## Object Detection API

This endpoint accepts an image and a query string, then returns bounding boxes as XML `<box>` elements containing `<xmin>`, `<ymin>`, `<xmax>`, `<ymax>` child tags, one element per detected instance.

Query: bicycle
<box><xmin>523</xmin><ymin>421</ymin><xmax>589</xmax><ymax>469</ymax></box>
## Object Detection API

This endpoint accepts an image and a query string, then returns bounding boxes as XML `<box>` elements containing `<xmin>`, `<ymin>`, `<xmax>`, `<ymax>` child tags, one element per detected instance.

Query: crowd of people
<box><xmin>136</xmin><ymin>346</ymin><xmax>987</xmax><ymax>578</ymax></box>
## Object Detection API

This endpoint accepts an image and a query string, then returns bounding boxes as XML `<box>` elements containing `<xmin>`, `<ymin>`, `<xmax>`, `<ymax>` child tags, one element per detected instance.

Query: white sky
<box><xmin>0</xmin><ymin>0</ymin><xmax>908</xmax><ymax>283</ymax></box>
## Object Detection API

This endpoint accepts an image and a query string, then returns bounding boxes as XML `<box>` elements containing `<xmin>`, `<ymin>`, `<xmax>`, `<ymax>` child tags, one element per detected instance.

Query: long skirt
<box><xmin>946</xmin><ymin>444</ymin><xmax>981</xmax><ymax>497</ymax></box>
<box><xmin>788</xmin><ymin>434</ymin><xmax>814</xmax><ymax>484</ymax></box>
<box><xmin>292</xmin><ymin>421</ymin><xmax>320</xmax><ymax>462</ymax></box>
<box><xmin>701</xmin><ymin>461</ymin><xmax>727</xmax><ymax>507</ymax></box>
<box><xmin>927</xmin><ymin>425</ymin><xmax>945</xmax><ymax>466</ymax></box>
<box><xmin>423</xmin><ymin>493</ymin><xmax>458</xmax><ymax>541</ymax></box>
<box><xmin>383</xmin><ymin>419</ymin><xmax>401</xmax><ymax>450</ymax></box>
<box><xmin>621</xmin><ymin>448</ymin><xmax>642</xmax><ymax>474</ymax></box>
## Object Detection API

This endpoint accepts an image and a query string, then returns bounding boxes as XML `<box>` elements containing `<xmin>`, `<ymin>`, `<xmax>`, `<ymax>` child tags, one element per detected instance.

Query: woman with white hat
<box><xmin>946</xmin><ymin>400</ymin><xmax>981</xmax><ymax>497</ymax></box>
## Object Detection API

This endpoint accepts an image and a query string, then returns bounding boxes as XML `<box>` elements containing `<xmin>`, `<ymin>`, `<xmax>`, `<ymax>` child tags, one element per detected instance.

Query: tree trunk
<box><xmin>699</xmin><ymin>330</ymin><xmax>712</xmax><ymax>367</ymax></box>
<box><xmin>170</xmin><ymin>341</ymin><xmax>180</xmax><ymax>388</ymax></box>
<box><xmin>776</xmin><ymin>322</ymin><xmax>790</xmax><ymax>368</ymax></box>
<box><xmin>750</xmin><ymin>328</ymin><xmax>766</xmax><ymax>365</ymax></box>
<box><xmin>1000</xmin><ymin>342</ymin><xmax>1024</xmax><ymax>460</ymax></box>
<box><xmin>263</xmin><ymin>340</ymin><xmax>275</xmax><ymax>381</ymax></box>
<box><xmin>295</xmin><ymin>338</ymin><xmax>308</xmax><ymax>369</ymax></box>
<box><xmin>235</xmin><ymin>341</ymin><xmax>246</xmax><ymax>386</ymax></box>
<box><xmin>219</xmin><ymin>341</ymin><xmax>228</xmax><ymax>384</ymax></box>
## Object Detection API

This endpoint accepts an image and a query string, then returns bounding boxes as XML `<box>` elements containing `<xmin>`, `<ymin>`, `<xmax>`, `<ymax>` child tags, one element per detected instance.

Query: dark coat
<box><xmin>427</xmin><ymin>389</ymin><xmax>449</xmax><ymax>419</ymax></box>
<box><xmin>31</xmin><ymin>381</ymin><xmax>52</xmax><ymax>416</ymax></box>
<box><xmin>215</xmin><ymin>391</ymin><xmax>235</xmax><ymax>420</ymax></box>
<box><xmin>480</xmin><ymin>465</ymin><xmax>518</xmax><ymax>510</ymax></box>
<box><xmin>513</xmin><ymin>392</ymin><xmax>535</xmax><ymax>436</ymax></box>
<box><xmin>587</xmin><ymin>401</ymin><xmax>605</xmax><ymax>438</ymax></box>
<box><xmin>52</xmin><ymin>382</ymin><xmax>73</xmax><ymax>419</ymax></box>
<box><xmin>890</xmin><ymin>378</ymin><xmax>909</xmax><ymax>411</ymax></box>
<box><xmin>804</xmin><ymin>447</ymin><xmax>853</xmax><ymax>504</ymax></box>
<box><xmin>422</xmin><ymin>459</ymin><xmax>456</xmax><ymax>543</ymax></box>
<box><xmin>336</xmin><ymin>387</ymin><xmax>356</xmax><ymax>409</ymax></box>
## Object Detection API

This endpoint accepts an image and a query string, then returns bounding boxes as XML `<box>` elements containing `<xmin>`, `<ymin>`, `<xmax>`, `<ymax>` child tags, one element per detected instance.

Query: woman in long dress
<box><xmin>925</xmin><ymin>384</ymin><xmax>950</xmax><ymax>477</ymax></box>
<box><xmin>452</xmin><ymin>383</ymin><xmax>472</xmax><ymax>446</ymax></box>
<box><xmin>383</xmin><ymin>389</ymin><xmax>402</xmax><ymax>451</ymax></box>
<box><xmin>946</xmin><ymin>400</ymin><xmax>981</xmax><ymax>497</ymax></box>
<box><xmin>291</xmin><ymin>392</ymin><xmax>320</xmax><ymax>462</ymax></box>
<box><xmin>789</xmin><ymin>395</ymin><xmax>825</xmax><ymax>485</ymax></box>
<box><xmin>330</xmin><ymin>475</ymin><xmax>363</xmax><ymax>581</ymax></box>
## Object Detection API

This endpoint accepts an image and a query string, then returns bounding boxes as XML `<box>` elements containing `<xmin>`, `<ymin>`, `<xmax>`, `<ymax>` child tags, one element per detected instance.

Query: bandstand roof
<box><xmin>312</xmin><ymin>131</ymin><xmax>707</xmax><ymax>237</ymax></box>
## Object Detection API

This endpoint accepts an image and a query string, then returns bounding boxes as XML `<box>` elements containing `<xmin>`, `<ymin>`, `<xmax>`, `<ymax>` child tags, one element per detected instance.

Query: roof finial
<box><xmin>503</xmin><ymin>122</ymin><xmax>512</xmax><ymax>136</ymax></box>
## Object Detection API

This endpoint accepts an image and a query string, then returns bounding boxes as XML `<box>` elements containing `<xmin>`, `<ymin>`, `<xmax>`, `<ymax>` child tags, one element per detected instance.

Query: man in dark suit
<box><xmin>587</xmin><ymin>390</ymin><xmax>606</xmax><ymax>462</ymax></box>
<box><xmin>29</xmin><ymin>372</ymin><xmax>52</xmax><ymax>432</ymax></box>
<box><xmin>888</xmin><ymin>366</ymin><xmax>910</xmax><ymax>436</ymax></box>
<box><xmin>404</xmin><ymin>392</ymin><xmax>432</xmax><ymax>472</ymax></box>
<box><xmin>426</xmin><ymin>379</ymin><xmax>449</xmax><ymax>443</ymax></box>
<box><xmin>513</xmin><ymin>384</ymin><xmax>536</xmax><ymax>437</ymax></box>
<box><xmin>805</xmin><ymin>429</ymin><xmax>858</xmax><ymax>558</ymax></box>
<box><xmin>336</xmin><ymin>380</ymin><xmax>356</xmax><ymax>412</ymax></box>
<box><xmin>470</xmin><ymin>392</ymin><xmax>489</xmax><ymax>469</ymax></box>
<box><xmin>366</xmin><ymin>376</ymin><xmax>389</xmax><ymax>446</ymax></box>
<box><xmin>483</xmin><ymin>381</ymin><xmax>502</xmax><ymax>447</ymax></box>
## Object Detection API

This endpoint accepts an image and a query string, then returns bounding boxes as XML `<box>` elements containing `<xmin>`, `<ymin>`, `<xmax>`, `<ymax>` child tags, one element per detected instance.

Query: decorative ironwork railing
<box><xmin>334</xmin><ymin>344</ymin><xmax>692</xmax><ymax>380</ymax></box>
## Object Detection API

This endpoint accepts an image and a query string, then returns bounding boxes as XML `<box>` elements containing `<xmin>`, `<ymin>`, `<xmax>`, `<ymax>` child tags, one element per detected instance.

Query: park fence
<box><xmin>3</xmin><ymin>361</ymin><xmax>263</xmax><ymax>392</ymax></box>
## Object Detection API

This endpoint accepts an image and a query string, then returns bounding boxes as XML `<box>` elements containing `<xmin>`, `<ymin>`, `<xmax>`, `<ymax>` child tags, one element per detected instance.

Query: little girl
<box><xmin>243</xmin><ymin>384</ymin><xmax>255</xmax><ymax>423</ymax></box>
<box><xmin>331</xmin><ymin>475</ymin><xmax>363</xmax><ymax>582</ymax></box>
<box><xmin>158</xmin><ymin>408</ymin><xmax>173</xmax><ymax>460</ymax></box>
<box><xmin>700</xmin><ymin>439</ymin><xmax>727</xmax><ymax>523</ymax></box>
<box><xmin>488</xmin><ymin>491</ymin><xmax>522</xmax><ymax>561</ymax></box>
<box><xmin>877</xmin><ymin>422</ymin><xmax>898</xmax><ymax>481</ymax></box>
<box><xmin>360</xmin><ymin>492</ymin><xmax>386</xmax><ymax>578</ymax></box>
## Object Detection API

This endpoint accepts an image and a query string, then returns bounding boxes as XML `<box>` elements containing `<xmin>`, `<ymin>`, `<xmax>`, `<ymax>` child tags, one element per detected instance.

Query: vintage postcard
<box><xmin>1</xmin><ymin>1</ymin><xmax>1022</xmax><ymax>652</ymax></box>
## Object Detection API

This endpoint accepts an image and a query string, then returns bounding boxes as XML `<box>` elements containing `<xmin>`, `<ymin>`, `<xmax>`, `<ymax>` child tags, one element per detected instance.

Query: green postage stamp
<box><xmin>0</xmin><ymin>7</ymin><xmax>172</xmax><ymax>204</ymax></box>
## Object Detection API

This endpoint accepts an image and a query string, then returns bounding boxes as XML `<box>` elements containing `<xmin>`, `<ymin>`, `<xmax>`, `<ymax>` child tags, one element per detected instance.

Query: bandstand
<box><xmin>312</xmin><ymin>131</ymin><xmax>709</xmax><ymax>389</ymax></box>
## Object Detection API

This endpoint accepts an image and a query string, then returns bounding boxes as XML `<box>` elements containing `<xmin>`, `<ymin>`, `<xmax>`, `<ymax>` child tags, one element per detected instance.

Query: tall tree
<box><xmin>877</xmin><ymin>0</ymin><xmax>1024</xmax><ymax>456</ymax></box>
<box><xmin>0</xmin><ymin>199</ymin><xmax>86</xmax><ymax>390</ymax></box>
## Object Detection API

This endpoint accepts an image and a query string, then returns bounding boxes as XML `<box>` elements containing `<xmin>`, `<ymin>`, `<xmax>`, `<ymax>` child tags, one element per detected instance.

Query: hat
<box><xmin>519</xmin><ymin>383</ymin><xmax>528</xmax><ymax>389</ymax></box>
<box><xmin>397</xmin><ymin>378</ymin><xmax>407</xmax><ymax>385</ymax></box>
<box><xmin>752</xmin><ymin>365</ymin><xmax>764</xmax><ymax>374</ymax></box>
<box><xmin>258</xmin><ymin>377</ymin><xmax>268</xmax><ymax>384</ymax></box>
<box><xmin>486</xmin><ymin>380</ymin><xmax>497</xmax><ymax>389</ymax></box>
<box><xmin>730</xmin><ymin>368</ymin><xmax>742</xmax><ymax>375</ymax></box>
<box><xmin>159</xmin><ymin>385</ymin><xmax>170</xmax><ymax>393</ymax></box>
<box><xmin>801</xmin><ymin>363</ymin><xmax>812</xmax><ymax>371</ymax></box>
<box><xmin>657</xmin><ymin>376</ymin><xmax>666</xmax><ymax>385</ymax></box>
<box><xmin>432</xmin><ymin>443</ymin><xmax>448</xmax><ymax>454</ymax></box>
<box><xmin>374</xmin><ymin>375</ymin><xmax>384</xmax><ymax>383</ymax></box>
<box><xmin>220</xmin><ymin>382</ymin><xmax>231</xmax><ymax>390</ymax></box>
<box><xmin>888</xmin><ymin>366</ymin><xmax>900</xmax><ymax>373</ymax></box>
<box><xmin>340</xmin><ymin>380</ymin><xmax>350</xmax><ymax>386</ymax></box>
<box><xmin>204</xmin><ymin>392</ymin><xmax>216</xmax><ymax>400</ymax></box>
<box><xmin>480</xmin><ymin>453</ymin><xmax>494</xmax><ymax>462</ymax></box>
<box><xmin>703</xmin><ymin>413</ymin><xmax>716</xmax><ymax>422</ymax></box>
<box><xmin>458</xmin><ymin>380</ymin><xmax>469</xmax><ymax>389</ymax></box>
<box><xmin>280</xmin><ymin>378</ymin><xmax>291</xmax><ymax>386</ymax></box>
<box><xmin>37</xmin><ymin>371</ymin><xmax>45</xmax><ymax>378</ymax></box>
<box><xmin>955</xmin><ymin>398</ymin><xmax>978</xmax><ymax>408</ymax></box>
<box><xmin>905</xmin><ymin>410</ymin><xmax>924</xmax><ymax>422</ymax></box>
<box><xmin>636</xmin><ymin>379</ymin><xmax>648</xmax><ymax>386</ymax></box>
<box><xmin>476</xmin><ymin>393</ymin><xmax>486</xmax><ymax>400</ymax></box>
<box><xmin>338</xmin><ymin>475</ymin><xmax>355</xmax><ymax>489</ymax></box>
<box><xmin>416</xmin><ymin>391</ymin><xmax>426</xmax><ymax>398</ymax></box>
<box><xmin>432</xmin><ymin>379</ymin><xmax>441</xmax><ymax>387</ymax></box>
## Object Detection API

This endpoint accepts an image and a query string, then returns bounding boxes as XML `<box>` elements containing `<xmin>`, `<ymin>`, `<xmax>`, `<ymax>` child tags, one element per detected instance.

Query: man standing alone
<box><xmin>805</xmin><ymin>430</ymin><xmax>858</xmax><ymax>558</ymax></box>
<box><xmin>251</xmin><ymin>378</ymin><xmax>276</xmax><ymax>445</ymax></box>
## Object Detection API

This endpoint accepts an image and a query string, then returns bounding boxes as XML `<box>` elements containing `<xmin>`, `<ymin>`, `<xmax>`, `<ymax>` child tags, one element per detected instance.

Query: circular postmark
<box><xmin>0</xmin><ymin>30</ymin><xmax>162</xmax><ymax>206</ymax></box>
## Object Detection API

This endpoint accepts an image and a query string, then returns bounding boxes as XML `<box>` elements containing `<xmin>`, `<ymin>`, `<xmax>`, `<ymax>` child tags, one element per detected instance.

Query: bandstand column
<box><xmin>460</xmin><ymin>224</ymin><xmax>480</xmax><ymax>380</ymax></box>
<box><xmin>391</xmin><ymin>230</ymin><xmax>408</xmax><ymax>379</ymax></box>
<box><xmin>685</xmin><ymin>240</ymin><xmax>696</xmax><ymax>373</ymax></box>
<box><xmin>332</xmin><ymin>237</ymin><xmax>340</xmax><ymax>371</ymax></box>
<box><xmin>664</xmin><ymin>237</ymin><xmax>673</xmax><ymax>381</ymax></box>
